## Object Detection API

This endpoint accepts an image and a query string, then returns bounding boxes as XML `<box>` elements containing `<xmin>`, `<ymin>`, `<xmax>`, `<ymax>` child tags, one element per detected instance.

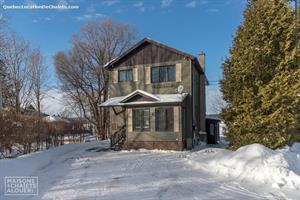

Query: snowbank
<box><xmin>291</xmin><ymin>142</ymin><xmax>300</xmax><ymax>154</ymax></box>
<box><xmin>0</xmin><ymin>141</ymin><xmax>299</xmax><ymax>199</ymax></box>
<box><xmin>188</xmin><ymin>143</ymin><xmax>300</xmax><ymax>190</ymax></box>
<box><xmin>0</xmin><ymin>141</ymin><xmax>109</xmax><ymax>181</ymax></box>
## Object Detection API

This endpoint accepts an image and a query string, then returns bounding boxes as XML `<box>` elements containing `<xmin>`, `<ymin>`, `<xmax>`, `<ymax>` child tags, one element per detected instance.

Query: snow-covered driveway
<box><xmin>0</xmin><ymin>141</ymin><xmax>299</xmax><ymax>200</ymax></box>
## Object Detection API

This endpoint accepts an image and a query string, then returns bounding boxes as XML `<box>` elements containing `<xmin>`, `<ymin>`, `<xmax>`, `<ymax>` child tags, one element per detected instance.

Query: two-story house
<box><xmin>101</xmin><ymin>38</ymin><xmax>207</xmax><ymax>150</ymax></box>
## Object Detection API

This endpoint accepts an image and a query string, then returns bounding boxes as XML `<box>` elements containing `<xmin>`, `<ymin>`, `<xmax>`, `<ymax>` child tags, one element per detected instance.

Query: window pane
<box><xmin>119</xmin><ymin>70</ymin><xmax>126</xmax><ymax>82</ymax></box>
<box><xmin>133</xmin><ymin>108</ymin><xmax>150</xmax><ymax>131</ymax></box>
<box><xmin>127</xmin><ymin>69</ymin><xmax>133</xmax><ymax>81</ymax></box>
<box><xmin>133</xmin><ymin>110</ymin><xmax>141</xmax><ymax>131</ymax></box>
<box><xmin>155</xmin><ymin>107</ymin><xmax>174</xmax><ymax>132</ymax></box>
<box><xmin>155</xmin><ymin>108</ymin><xmax>162</xmax><ymax>131</ymax></box>
<box><xmin>166</xmin><ymin>108</ymin><xmax>174</xmax><ymax>131</ymax></box>
<box><xmin>167</xmin><ymin>66</ymin><xmax>175</xmax><ymax>81</ymax></box>
<box><xmin>159</xmin><ymin>67</ymin><xmax>166</xmax><ymax>82</ymax></box>
<box><xmin>152</xmin><ymin>66</ymin><xmax>176</xmax><ymax>83</ymax></box>
<box><xmin>151</xmin><ymin>67</ymin><xmax>159</xmax><ymax>83</ymax></box>
<box><xmin>143</xmin><ymin>109</ymin><xmax>150</xmax><ymax>130</ymax></box>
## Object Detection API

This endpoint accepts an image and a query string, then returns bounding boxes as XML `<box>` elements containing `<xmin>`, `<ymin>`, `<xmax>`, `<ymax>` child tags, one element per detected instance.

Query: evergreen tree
<box><xmin>220</xmin><ymin>0</ymin><xmax>300</xmax><ymax>149</ymax></box>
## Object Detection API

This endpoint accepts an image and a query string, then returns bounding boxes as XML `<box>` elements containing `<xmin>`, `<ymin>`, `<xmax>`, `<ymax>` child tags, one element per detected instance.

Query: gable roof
<box><xmin>100</xmin><ymin>90</ymin><xmax>188</xmax><ymax>107</ymax></box>
<box><xmin>120</xmin><ymin>90</ymin><xmax>160</xmax><ymax>103</ymax></box>
<box><xmin>104</xmin><ymin>38</ymin><xmax>201</xmax><ymax>70</ymax></box>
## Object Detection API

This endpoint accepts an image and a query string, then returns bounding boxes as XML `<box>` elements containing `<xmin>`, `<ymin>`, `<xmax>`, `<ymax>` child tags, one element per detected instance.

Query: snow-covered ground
<box><xmin>0</xmin><ymin>141</ymin><xmax>299</xmax><ymax>200</ymax></box>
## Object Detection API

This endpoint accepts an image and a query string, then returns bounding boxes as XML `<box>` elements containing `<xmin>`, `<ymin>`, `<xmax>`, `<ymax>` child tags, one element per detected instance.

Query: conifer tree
<box><xmin>221</xmin><ymin>0</ymin><xmax>300</xmax><ymax>149</ymax></box>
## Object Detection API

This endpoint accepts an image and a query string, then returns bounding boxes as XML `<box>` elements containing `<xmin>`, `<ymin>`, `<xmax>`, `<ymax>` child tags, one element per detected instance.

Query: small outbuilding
<box><xmin>206</xmin><ymin>114</ymin><xmax>221</xmax><ymax>144</ymax></box>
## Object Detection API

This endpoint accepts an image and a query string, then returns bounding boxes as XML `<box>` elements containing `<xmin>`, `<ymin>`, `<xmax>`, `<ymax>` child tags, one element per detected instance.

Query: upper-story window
<box><xmin>119</xmin><ymin>69</ymin><xmax>133</xmax><ymax>82</ymax></box>
<box><xmin>151</xmin><ymin>65</ymin><xmax>175</xmax><ymax>83</ymax></box>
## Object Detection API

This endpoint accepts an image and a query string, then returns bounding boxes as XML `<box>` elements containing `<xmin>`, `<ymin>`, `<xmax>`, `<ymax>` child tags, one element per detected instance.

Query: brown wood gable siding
<box><xmin>123</xmin><ymin>94</ymin><xmax>157</xmax><ymax>103</ymax></box>
<box><xmin>114</xmin><ymin>42</ymin><xmax>187</xmax><ymax>67</ymax></box>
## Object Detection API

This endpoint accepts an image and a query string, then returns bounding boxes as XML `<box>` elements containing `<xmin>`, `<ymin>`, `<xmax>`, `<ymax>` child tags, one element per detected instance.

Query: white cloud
<box><xmin>25</xmin><ymin>0</ymin><xmax>37</xmax><ymax>6</ymax></box>
<box><xmin>161</xmin><ymin>0</ymin><xmax>173</xmax><ymax>7</ymax></box>
<box><xmin>134</xmin><ymin>1</ymin><xmax>143</xmax><ymax>7</ymax></box>
<box><xmin>206</xmin><ymin>8</ymin><xmax>219</xmax><ymax>12</ymax></box>
<box><xmin>42</xmin><ymin>88</ymin><xmax>66</xmax><ymax>116</ymax></box>
<box><xmin>115</xmin><ymin>8</ymin><xmax>124</xmax><ymax>13</ymax></box>
<box><xmin>44</xmin><ymin>17</ymin><xmax>52</xmax><ymax>21</ymax></box>
<box><xmin>42</xmin><ymin>88</ymin><xmax>78</xmax><ymax>117</ymax></box>
<box><xmin>185</xmin><ymin>1</ymin><xmax>197</xmax><ymax>8</ymax></box>
<box><xmin>75</xmin><ymin>13</ymin><xmax>106</xmax><ymax>21</ymax></box>
<box><xmin>102</xmin><ymin>0</ymin><xmax>119</xmax><ymax>7</ymax></box>
<box><xmin>95</xmin><ymin>13</ymin><xmax>106</xmax><ymax>18</ymax></box>
<box><xmin>139</xmin><ymin>7</ymin><xmax>145</xmax><ymax>12</ymax></box>
<box><xmin>75</xmin><ymin>14</ymin><xmax>92</xmax><ymax>21</ymax></box>
<box><xmin>206</xmin><ymin>86</ymin><xmax>226</xmax><ymax>114</ymax></box>
<box><xmin>57</xmin><ymin>0</ymin><xmax>68</xmax><ymax>6</ymax></box>
<box><xmin>134</xmin><ymin>1</ymin><xmax>145</xmax><ymax>12</ymax></box>
<box><xmin>86</xmin><ymin>4</ymin><xmax>96</xmax><ymax>13</ymax></box>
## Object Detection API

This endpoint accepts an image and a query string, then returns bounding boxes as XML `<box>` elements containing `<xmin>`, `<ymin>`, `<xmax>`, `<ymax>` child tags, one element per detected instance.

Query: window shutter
<box><xmin>127</xmin><ymin>108</ymin><xmax>133</xmax><ymax>133</ymax></box>
<box><xmin>133</xmin><ymin>68</ymin><xmax>138</xmax><ymax>82</ymax></box>
<box><xmin>113</xmin><ymin>70</ymin><xmax>118</xmax><ymax>83</ymax></box>
<box><xmin>176</xmin><ymin>63</ymin><xmax>182</xmax><ymax>82</ymax></box>
<box><xmin>173</xmin><ymin>106</ymin><xmax>180</xmax><ymax>132</ymax></box>
<box><xmin>145</xmin><ymin>66</ymin><xmax>151</xmax><ymax>84</ymax></box>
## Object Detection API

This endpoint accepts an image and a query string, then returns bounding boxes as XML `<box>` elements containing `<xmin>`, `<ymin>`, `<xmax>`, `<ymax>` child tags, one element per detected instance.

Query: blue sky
<box><xmin>0</xmin><ymin>0</ymin><xmax>247</xmax><ymax>113</ymax></box>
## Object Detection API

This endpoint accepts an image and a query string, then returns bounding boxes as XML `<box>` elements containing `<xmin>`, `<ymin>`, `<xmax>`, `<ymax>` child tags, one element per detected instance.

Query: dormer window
<box><xmin>119</xmin><ymin>69</ymin><xmax>133</xmax><ymax>82</ymax></box>
<box><xmin>151</xmin><ymin>65</ymin><xmax>175</xmax><ymax>83</ymax></box>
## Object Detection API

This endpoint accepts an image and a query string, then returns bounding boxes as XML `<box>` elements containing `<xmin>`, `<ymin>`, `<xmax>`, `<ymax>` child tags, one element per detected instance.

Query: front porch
<box><xmin>100</xmin><ymin>90</ymin><xmax>190</xmax><ymax>150</ymax></box>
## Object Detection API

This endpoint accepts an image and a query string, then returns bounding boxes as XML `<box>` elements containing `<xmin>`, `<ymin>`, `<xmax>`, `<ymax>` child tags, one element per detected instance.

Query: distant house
<box><xmin>66</xmin><ymin>117</ymin><xmax>94</xmax><ymax>134</ymax></box>
<box><xmin>21</xmin><ymin>104</ymin><xmax>48</xmax><ymax>117</ymax></box>
<box><xmin>43</xmin><ymin>115</ymin><xmax>95</xmax><ymax>134</ymax></box>
<box><xmin>43</xmin><ymin>115</ymin><xmax>95</xmax><ymax>144</ymax></box>
<box><xmin>101</xmin><ymin>38</ymin><xmax>208</xmax><ymax>150</ymax></box>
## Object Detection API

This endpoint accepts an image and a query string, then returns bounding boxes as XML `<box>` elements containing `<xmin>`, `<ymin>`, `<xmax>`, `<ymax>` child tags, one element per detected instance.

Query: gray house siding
<box><xmin>109</xmin><ymin>59</ymin><xmax>191</xmax><ymax>97</ymax></box>
<box><xmin>105</xmin><ymin>39</ymin><xmax>206</xmax><ymax>150</ymax></box>
<box><xmin>200</xmin><ymin>73</ymin><xmax>206</xmax><ymax>133</ymax></box>
<box><xmin>126</xmin><ymin>106</ymin><xmax>182</xmax><ymax>142</ymax></box>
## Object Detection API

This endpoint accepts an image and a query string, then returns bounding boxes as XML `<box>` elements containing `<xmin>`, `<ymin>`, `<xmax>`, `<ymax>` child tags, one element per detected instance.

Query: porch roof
<box><xmin>100</xmin><ymin>90</ymin><xmax>188</xmax><ymax>107</ymax></box>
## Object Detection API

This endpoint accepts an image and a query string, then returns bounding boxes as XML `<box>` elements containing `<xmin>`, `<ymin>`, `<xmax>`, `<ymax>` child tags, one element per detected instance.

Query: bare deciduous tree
<box><xmin>208</xmin><ymin>88</ymin><xmax>227</xmax><ymax>114</ymax></box>
<box><xmin>55</xmin><ymin>19</ymin><xmax>137</xmax><ymax>139</ymax></box>
<box><xmin>2</xmin><ymin>32</ymin><xmax>31</xmax><ymax>114</ymax></box>
<box><xmin>28</xmin><ymin>48</ymin><xmax>48</xmax><ymax>150</ymax></box>
<box><xmin>29</xmin><ymin>48</ymin><xmax>47</xmax><ymax>114</ymax></box>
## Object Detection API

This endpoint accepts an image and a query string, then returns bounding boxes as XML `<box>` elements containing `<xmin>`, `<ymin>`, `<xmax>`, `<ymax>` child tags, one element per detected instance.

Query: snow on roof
<box><xmin>43</xmin><ymin>115</ymin><xmax>65</xmax><ymax>122</ymax></box>
<box><xmin>100</xmin><ymin>91</ymin><xmax>188</xmax><ymax>107</ymax></box>
<box><xmin>206</xmin><ymin>114</ymin><xmax>223</xmax><ymax>121</ymax></box>
<box><xmin>120</xmin><ymin>90</ymin><xmax>160</xmax><ymax>103</ymax></box>
<box><xmin>104</xmin><ymin>57</ymin><xmax>119</xmax><ymax>68</ymax></box>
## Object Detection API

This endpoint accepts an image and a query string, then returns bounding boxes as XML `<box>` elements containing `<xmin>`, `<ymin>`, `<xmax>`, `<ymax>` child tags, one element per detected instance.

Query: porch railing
<box><xmin>111</xmin><ymin>125</ymin><xmax>126</xmax><ymax>149</ymax></box>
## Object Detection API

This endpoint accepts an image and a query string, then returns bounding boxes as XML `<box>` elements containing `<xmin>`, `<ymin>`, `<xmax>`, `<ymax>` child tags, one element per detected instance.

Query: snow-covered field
<box><xmin>0</xmin><ymin>141</ymin><xmax>299</xmax><ymax>200</ymax></box>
